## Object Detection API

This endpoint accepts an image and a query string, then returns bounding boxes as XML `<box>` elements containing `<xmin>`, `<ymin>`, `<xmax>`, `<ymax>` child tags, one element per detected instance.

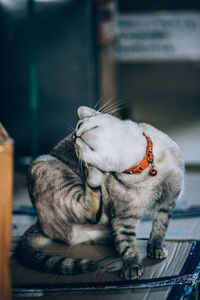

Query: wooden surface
<box><xmin>0</xmin><ymin>123</ymin><xmax>13</xmax><ymax>300</ymax></box>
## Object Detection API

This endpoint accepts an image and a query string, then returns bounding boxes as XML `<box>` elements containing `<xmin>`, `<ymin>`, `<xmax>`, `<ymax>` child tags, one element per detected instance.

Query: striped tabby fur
<box><xmin>15</xmin><ymin>106</ymin><xmax>184</xmax><ymax>280</ymax></box>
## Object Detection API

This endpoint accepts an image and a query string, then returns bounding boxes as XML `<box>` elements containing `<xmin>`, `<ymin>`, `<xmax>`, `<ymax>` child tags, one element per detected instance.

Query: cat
<box><xmin>14</xmin><ymin>105</ymin><xmax>184</xmax><ymax>280</ymax></box>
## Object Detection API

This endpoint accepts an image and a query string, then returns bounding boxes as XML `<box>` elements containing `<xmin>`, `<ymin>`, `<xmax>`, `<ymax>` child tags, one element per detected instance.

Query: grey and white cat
<box><xmin>15</xmin><ymin>106</ymin><xmax>184</xmax><ymax>280</ymax></box>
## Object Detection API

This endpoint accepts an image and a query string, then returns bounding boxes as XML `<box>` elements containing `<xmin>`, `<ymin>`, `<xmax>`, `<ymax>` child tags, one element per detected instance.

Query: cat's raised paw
<box><xmin>87</xmin><ymin>167</ymin><xmax>105</xmax><ymax>188</ymax></box>
<box><xmin>120</xmin><ymin>264</ymin><xmax>143</xmax><ymax>280</ymax></box>
<box><xmin>147</xmin><ymin>245</ymin><xmax>168</xmax><ymax>259</ymax></box>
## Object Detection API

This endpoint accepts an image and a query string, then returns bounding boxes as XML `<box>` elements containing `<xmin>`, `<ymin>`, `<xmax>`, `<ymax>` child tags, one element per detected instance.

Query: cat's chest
<box><xmin>101</xmin><ymin>174</ymin><xmax>158</xmax><ymax>214</ymax></box>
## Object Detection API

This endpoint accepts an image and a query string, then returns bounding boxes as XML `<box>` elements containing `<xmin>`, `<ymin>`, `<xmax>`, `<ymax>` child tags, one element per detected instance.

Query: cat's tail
<box><xmin>14</xmin><ymin>223</ymin><xmax>97</xmax><ymax>275</ymax></box>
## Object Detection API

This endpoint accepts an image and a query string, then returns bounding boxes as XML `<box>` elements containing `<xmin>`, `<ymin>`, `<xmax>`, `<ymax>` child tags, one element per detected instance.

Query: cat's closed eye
<box><xmin>77</xmin><ymin>120</ymin><xmax>83</xmax><ymax>130</ymax></box>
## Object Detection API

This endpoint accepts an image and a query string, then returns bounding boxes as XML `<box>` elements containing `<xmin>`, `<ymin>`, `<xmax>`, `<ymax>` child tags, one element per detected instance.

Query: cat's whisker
<box><xmin>102</xmin><ymin>103</ymin><xmax>120</xmax><ymax>114</ymax></box>
<box><xmin>105</xmin><ymin>104</ymin><xmax>130</xmax><ymax>115</ymax></box>
<box><xmin>61</xmin><ymin>120</ymin><xmax>76</xmax><ymax>133</ymax></box>
<box><xmin>104</xmin><ymin>108</ymin><xmax>121</xmax><ymax>115</ymax></box>
<box><xmin>92</xmin><ymin>98</ymin><xmax>104</xmax><ymax>111</ymax></box>
<box><xmin>100</xmin><ymin>98</ymin><xmax>117</xmax><ymax>112</ymax></box>
<box><xmin>100</xmin><ymin>102</ymin><xmax>117</xmax><ymax>114</ymax></box>
<box><xmin>110</xmin><ymin>101</ymin><xmax>128</xmax><ymax>112</ymax></box>
<box><xmin>97</xmin><ymin>97</ymin><xmax>115</xmax><ymax>113</ymax></box>
<box><xmin>99</xmin><ymin>104</ymin><xmax>118</xmax><ymax>115</ymax></box>
<box><xmin>100</xmin><ymin>99</ymin><xmax>127</xmax><ymax>115</ymax></box>
<box><xmin>102</xmin><ymin>101</ymin><xmax>129</xmax><ymax>115</ymax></box>
<box><xmin>65</xmin><ymin>126</ymin><xmax>75</xmax><ymax>134</ymax></box>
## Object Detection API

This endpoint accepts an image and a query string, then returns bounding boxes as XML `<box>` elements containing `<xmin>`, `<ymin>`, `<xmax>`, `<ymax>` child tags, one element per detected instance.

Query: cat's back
<box><xmin>28</xmin><ymin>134</ymin><xmax>83</xmax><ymax>207</ymax></box>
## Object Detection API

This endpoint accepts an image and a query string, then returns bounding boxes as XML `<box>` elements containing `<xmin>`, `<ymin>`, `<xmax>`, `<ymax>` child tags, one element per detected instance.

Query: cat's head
<box><xmin>73</xmin><ymin>106</ymin><xmax>145</xmax><ymax>173</ymax></box>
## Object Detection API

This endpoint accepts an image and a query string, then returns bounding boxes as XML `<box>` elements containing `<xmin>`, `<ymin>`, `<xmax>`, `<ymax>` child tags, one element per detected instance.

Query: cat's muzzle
<box><xmin>71</xmin><ymin>132</ymin><xmax>77</xmax><ymax>143</ymax></box>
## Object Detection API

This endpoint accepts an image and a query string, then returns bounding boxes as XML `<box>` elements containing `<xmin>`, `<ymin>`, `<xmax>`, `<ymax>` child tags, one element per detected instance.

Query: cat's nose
<box><xmin>71</xmin><ymin>132</ymin><xmax>77</xmax><ymax>142</ymax></box>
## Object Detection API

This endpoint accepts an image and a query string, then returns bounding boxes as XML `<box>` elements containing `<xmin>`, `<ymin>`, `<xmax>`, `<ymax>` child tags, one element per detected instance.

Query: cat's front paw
<box><xmin>147</xmin><ymin>244</ymin><xmax>168</xmax><ymax>259</ymax></box>
<box><xmin>120</xmin><ymin>263</ymin><xmax>143</xmax><ymax>280</ymax></box>
<box><xmin>87</xmin><ymin>167</ymin><xmax>104</xmax><ymax>188</ymax></box>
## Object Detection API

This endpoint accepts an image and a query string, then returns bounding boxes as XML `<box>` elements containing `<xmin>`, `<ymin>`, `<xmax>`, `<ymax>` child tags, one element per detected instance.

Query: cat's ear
<box><xmin>77</xmin><ymin>106</ymin><xmax>97</xmax><ymax>120</ymax></box>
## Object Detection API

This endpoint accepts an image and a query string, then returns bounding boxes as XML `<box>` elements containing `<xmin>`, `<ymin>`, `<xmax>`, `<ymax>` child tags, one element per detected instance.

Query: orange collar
<box><xmin>123</xmin><ymin>132</ymin><xmax>157</xmax><ymax>176</ymax></box>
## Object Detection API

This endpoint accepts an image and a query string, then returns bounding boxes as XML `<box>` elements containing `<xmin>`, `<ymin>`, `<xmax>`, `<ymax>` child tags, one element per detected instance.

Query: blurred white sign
<box><xmin>116</xmin><ymin>12</ymin><xmax>200</xmax><ymax>61</ymax></box>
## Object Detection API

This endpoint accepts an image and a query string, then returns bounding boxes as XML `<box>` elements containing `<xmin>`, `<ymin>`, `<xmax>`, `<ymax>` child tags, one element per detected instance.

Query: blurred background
<box><xmin>0</xmin><ymin>0</ymin><xmax>200</xmax><ymax>209</ymax></box>
<box><xmin>1</xmin><ymin>0</ymin><xmax>200</xmax><ymax>165</ymax></box>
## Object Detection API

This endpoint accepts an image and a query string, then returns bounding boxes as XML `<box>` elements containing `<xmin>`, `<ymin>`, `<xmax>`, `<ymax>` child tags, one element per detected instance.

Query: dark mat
<box><xmin>11</xmin><ymin>238</ymin><xmax>200</xmax><ymax>300</ymax></box>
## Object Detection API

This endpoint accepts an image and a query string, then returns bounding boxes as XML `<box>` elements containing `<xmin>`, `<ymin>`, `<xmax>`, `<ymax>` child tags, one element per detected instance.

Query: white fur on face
<box><xmin>75</xmin><ymin>106</ymin><xmax>146</xmax><ymax>172</ymax></box>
